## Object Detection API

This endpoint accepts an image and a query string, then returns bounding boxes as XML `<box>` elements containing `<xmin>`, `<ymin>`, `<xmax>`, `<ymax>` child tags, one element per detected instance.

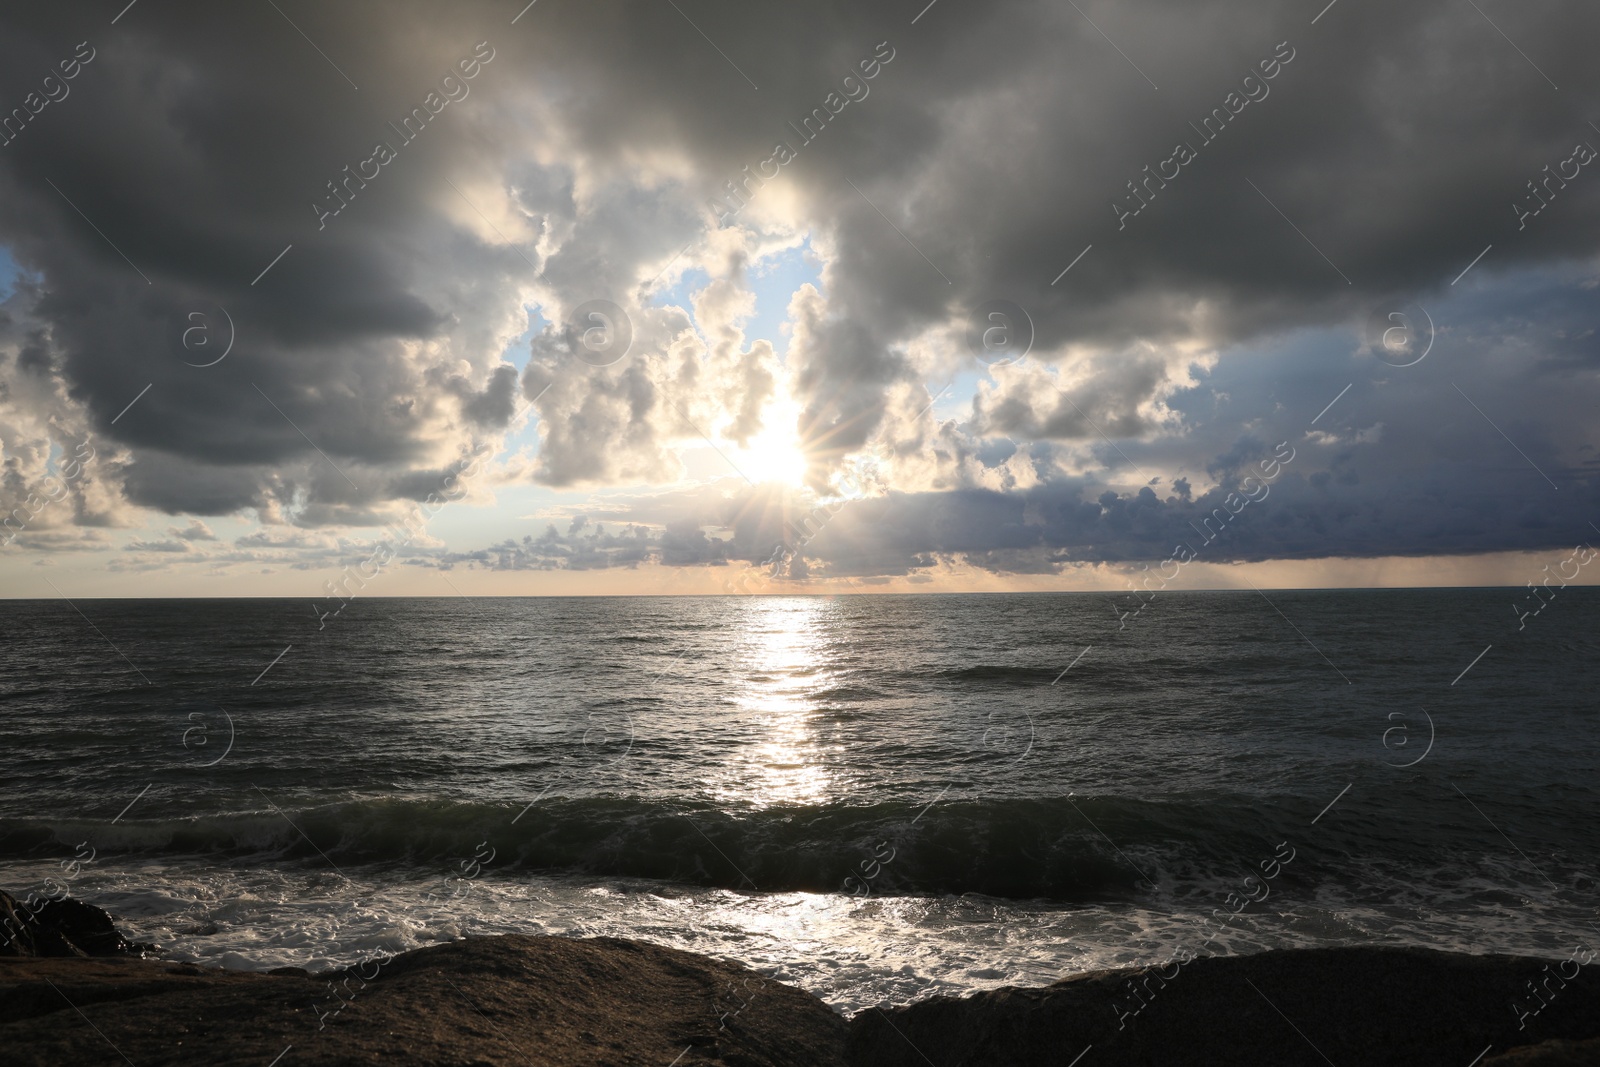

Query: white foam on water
<box><xmin>1</xmin><ymin>856</ymin><xmax>1586</xmax><ymax>1013</ymax></box>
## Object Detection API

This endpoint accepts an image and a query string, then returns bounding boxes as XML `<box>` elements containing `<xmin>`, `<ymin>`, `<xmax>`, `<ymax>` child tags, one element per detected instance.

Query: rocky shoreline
<box><xmin>3</xmin><ymin>890</ymin><xmax>1598</xmax><ymax>1065</ymax></box>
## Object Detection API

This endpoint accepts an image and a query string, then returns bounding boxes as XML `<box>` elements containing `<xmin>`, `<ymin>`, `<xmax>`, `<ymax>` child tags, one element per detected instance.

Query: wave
<box><xmin>0</xmin><ymin>794</ymin><xmax>1316</xmax><ymax>902</ymax></box>
<box><xmin>8</xmin><ymin>791</ymin><xmax>1594</xmax><ymax>915</ymax></box>
<box><xmin>0</xmin><ymin>686</ymin><xmax>55</xmax><ymax>702</ymax></box>
<box><xmin>926</xmin><ymin>665</ymin><xmax>1064</xmax><ymax>686</ymax></box>
<box><xmin>813</xmin><ymin>684</ymin><xmax>888</xmax><ymax>702</ymax></box>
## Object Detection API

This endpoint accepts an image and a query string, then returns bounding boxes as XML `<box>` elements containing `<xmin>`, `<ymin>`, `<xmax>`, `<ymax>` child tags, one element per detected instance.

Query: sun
<box><xmin>734</xmin><ymin>423</ymin><xmax>809</xmax><ymax>487</ymax></box>
<box><xmin>730</xmin><ymin>401</ymin><xmax>809</xmax><ymax>487</ymax></box>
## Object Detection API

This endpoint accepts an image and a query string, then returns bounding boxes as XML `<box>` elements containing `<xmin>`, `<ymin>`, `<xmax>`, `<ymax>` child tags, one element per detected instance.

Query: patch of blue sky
<box><xmin>0</xmin><ymin>245</ymin><xmax>22</xmax><ymax>300</ymax></box>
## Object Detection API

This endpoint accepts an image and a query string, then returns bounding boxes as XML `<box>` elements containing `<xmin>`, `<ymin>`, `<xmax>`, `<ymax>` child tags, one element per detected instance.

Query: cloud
<box><xmin>168</xmin><ymin>519</ymin><xmax>217</xmax><ymax>541</ymax></box>
<box><xmin>519</xmin><ymin>226</ymin><xmax>789</xmax><ymax>488</ymax></box>
<box><xmin>1</xmin><ymin>0</ymin><xmax>1598</xmax><ymax>584</ymax></box>
<box><xmin>127</xmin><ymin>537</ymin><xmax>190</xmax><ymax>553</ymax></box>
<box><xmin>442</xmin><ymin>522</ymin><xmax>657</xmax><ymax>571</ymax></box>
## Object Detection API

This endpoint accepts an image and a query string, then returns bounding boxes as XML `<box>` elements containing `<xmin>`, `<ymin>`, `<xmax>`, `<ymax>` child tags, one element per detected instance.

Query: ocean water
<box><xmin>1</xmin><ymin>590</ymin><xmax>1596</xmax><ymax>1011</ymax></box>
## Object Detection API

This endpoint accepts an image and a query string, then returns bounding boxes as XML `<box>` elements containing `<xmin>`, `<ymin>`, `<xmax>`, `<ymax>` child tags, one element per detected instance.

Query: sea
<box><xmin>1</xmin><ymin>590</ymin><xmax>1595</xmax><ymax>1012</ymax></box>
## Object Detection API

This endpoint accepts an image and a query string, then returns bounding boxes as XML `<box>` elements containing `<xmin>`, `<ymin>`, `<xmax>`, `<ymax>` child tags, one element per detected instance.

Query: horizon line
<box><xmin>3</xmin><ymin>583</ymin><xmax>1594</xmax><ymax>601</ymax></box>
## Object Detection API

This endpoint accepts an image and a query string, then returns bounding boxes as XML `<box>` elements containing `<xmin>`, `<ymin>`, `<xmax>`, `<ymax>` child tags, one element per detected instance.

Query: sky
<box><xmin>0</xmin><ymin>0</ymin><xmax>1597</xmax><ymax>598</ymax></box>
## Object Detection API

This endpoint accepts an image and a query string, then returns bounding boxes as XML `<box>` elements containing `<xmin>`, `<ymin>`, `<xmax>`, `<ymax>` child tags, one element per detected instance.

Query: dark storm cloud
<box><xmin>0</xmin><ymin>0</ymin><xmax>1596</xmax><ymax>570</ymax></box>
<box><xmin>785</xmin><ymin>456</ymin><xmax>1600</xmax><ymax>579</ymax></box>
<box><xmin>0</xmin><ymin>2</ymin><xmax>535</xmax><ymax>522</ymax></box>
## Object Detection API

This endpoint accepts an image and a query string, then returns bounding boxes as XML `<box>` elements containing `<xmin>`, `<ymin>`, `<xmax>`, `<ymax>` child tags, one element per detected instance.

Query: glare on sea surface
<box><xmin>712</xmin><ymin>597</ymin><xmax>838</xmax><ymax>808</ymax></box>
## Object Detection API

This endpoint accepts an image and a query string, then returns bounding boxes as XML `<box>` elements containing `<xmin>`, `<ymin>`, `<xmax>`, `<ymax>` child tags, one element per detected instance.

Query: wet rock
<box><xmin>1485</xmin><ymin>1037</ymin><xmax>1600</xmax><ymax>1065</ymax></box>
<box><xmin>0</xmin><ymin>933</ymin><xmax>848</xmax><ymax>1066</ymax></box>
<box><xmin>847</xmin><ymin>946</ymin><xmax>1600</xmax><ymax>1067</ymax></box>
<box><xmin>0</xmin><ymin>888</ymin><xmax>155</xmax><ymax>959</ymax></box>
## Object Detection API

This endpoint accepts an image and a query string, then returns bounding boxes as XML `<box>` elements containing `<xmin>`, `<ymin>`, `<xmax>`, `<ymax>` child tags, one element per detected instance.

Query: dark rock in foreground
<box><xmin>851</xmin><ymin>945</ymin><xmax>1600</xmax><ymax>1067</ymax></box>
<box><xmin>1486</xmin><ymin>1037</ymin><xmax>1600</xmax><ymax>1065</ymax></box>
<box><xmin>0</xmin><ymin>888</ymin><xmax>156</xmax><ymax>959</ymax></box>
<box><xmin>4</xmin><ymin>890</ymin><xmax>1598</xmax><ymax>1066</ymax></box>
<box><xmin>1</xmin><ymin>934</ymin><xmax>848</xmax><ymax>1066</ymax></box>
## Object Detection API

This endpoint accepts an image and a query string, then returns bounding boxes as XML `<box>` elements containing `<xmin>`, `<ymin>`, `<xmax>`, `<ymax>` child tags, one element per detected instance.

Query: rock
<box><xmin>4</xmin><ymin>891</ymin><xmax>1595</xmax><ymax>1066</ymax></box>
<box><xmin>847</xmin><ymin>946</ymin><xmax>1600</xmax><ymax>1067</ymax></box>
<box><xmin>1486</xmin><ymin>1037</ymin><xmax>1600</xmax><ymax>1065</ymax></box>
<box><xmin>0</xmin><ymin>888</ymin><xmax>155</xmax><ymax>959</ymax></box>
<box><xmin>0</xmin><ymin>933</ymin><xmax>850</xmax><ymax>1066</ymax></box>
